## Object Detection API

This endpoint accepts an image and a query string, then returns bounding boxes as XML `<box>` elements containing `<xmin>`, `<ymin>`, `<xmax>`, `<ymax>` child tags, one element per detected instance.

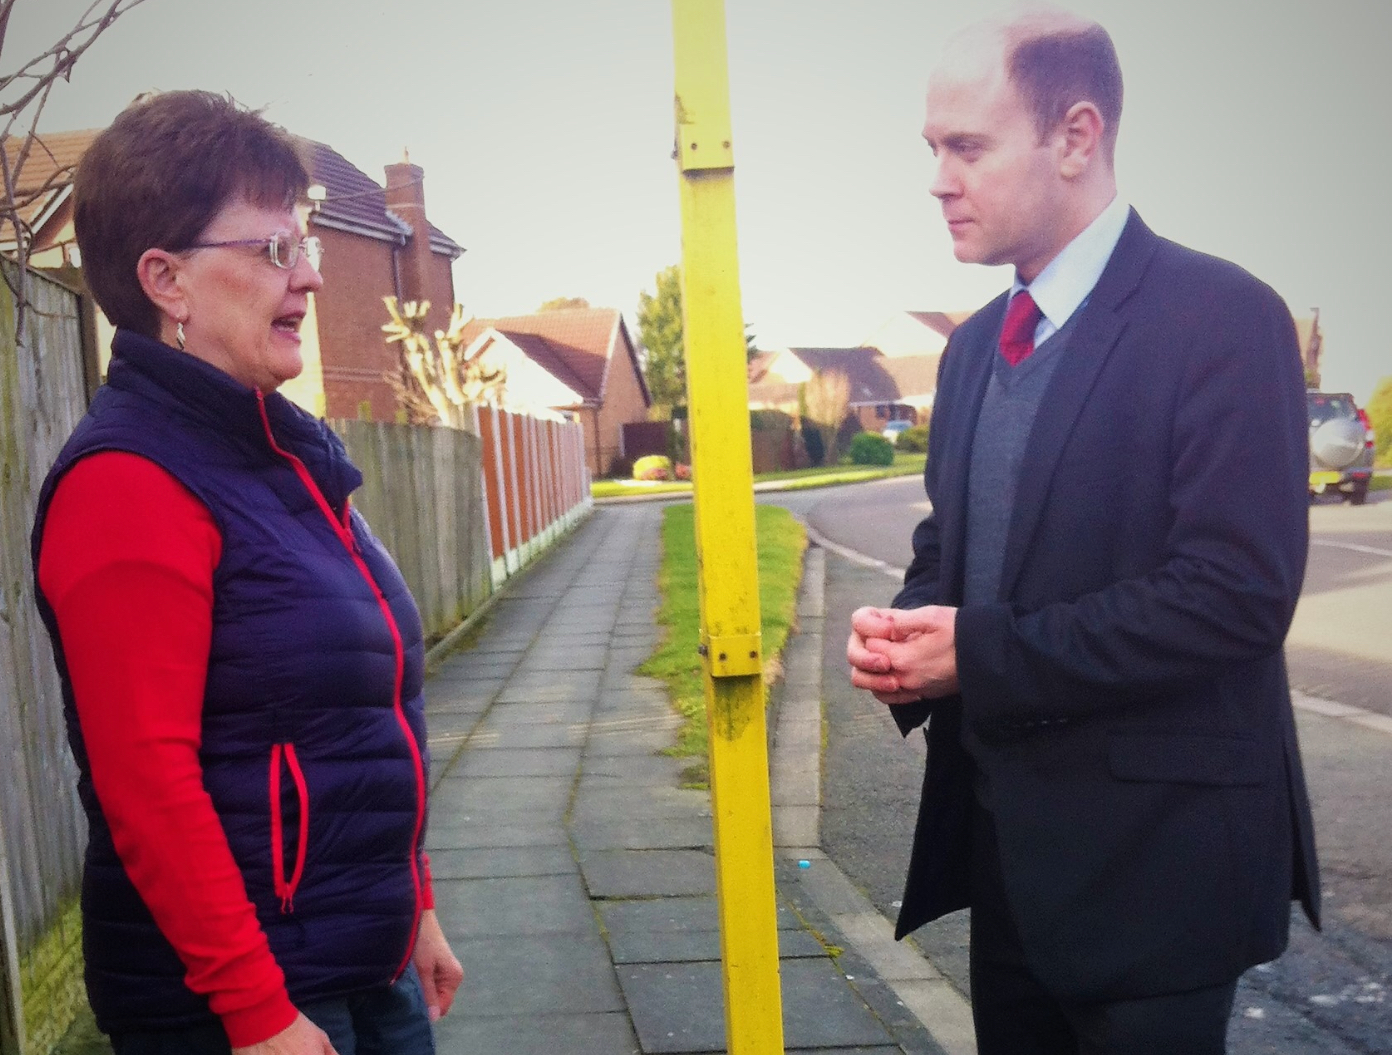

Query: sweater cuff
<box><xmin>421</xmin><ymin>852</ymin><xmax>435</xmax><ymax>911</ymax></box>
<box><xmin>221</xmin><ymin>990</ymin><xmax>299</xmax><ymax>1049</ymax></box>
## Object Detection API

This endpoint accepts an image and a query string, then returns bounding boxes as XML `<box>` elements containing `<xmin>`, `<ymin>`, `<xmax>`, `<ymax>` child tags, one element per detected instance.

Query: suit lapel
<box><xmin>997</xmin><ymin>210</ymin><xmax>1160</xmax><ymax>599</ymax></box>
<box><xmin>937</xmin><ymin>298</ymin><xmax>1004</xmax><ymax>601</ymax></box>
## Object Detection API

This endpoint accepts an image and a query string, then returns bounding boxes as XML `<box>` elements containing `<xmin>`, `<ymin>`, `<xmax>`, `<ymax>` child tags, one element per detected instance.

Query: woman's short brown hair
<box><xmin>74</xmin><ymin>90</ymin><xmax>310</xmax><ymax>338</ymax></box>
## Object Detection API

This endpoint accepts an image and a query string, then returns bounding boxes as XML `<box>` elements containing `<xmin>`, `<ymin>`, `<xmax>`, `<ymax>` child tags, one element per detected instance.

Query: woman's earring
<box><xmin>177</xmin><ymin>321</ymin><xmax>186</xmax><ymax>350</ymax></box>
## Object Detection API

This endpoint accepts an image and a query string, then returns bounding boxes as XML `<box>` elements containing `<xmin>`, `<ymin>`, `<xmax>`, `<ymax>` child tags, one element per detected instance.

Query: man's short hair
<box><xmin>1007</xmin><ymin>22</ymin><xmax>1123</xmax><ymax>158</ymax></box>
<box><xmin>74</xmin><ymin>90</ymin><xmax>310</xmax><ymax>339</ymax></box>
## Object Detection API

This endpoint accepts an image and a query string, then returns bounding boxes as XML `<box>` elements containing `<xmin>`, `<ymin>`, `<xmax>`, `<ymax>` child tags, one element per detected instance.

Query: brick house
<box><xmin>3</xmin><ymin>130</ymin><xmax>464</xmax><ymax>421</ymax></box>
<box><xmin>297</xmin><ymin>143</ymin><xmax>463</xmax><ymax>419</ymax></box>
<box><xmin>457</xmin><ymin>309</ymin><xmax>651</xmax><ymax>478</ymax></box>
<box><xmin>748</xmin><ymin>345</ymin><xmax>940</xmax><ymax>430</ymax></box>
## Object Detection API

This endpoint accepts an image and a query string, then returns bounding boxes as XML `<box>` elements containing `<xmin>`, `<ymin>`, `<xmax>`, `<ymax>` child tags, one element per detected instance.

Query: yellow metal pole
<box><xmin>670</xmin><ymin>3</ymin><xmax>784</xmax><ymax>1054</ymax></box>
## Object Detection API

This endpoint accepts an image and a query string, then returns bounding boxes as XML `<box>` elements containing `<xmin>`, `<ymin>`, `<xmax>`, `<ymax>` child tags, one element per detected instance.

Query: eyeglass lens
<box><xmin>271</xmin><ymin>233</ymin><xmax>323</xmax><ymax>271</ymax></box>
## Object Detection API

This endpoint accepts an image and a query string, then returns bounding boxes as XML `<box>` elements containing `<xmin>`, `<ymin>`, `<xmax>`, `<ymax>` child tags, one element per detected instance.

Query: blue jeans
<box><xmin>109</xmin><ymin>965</ymin><xmax>435</xmax><ymax>1055</ymax></box>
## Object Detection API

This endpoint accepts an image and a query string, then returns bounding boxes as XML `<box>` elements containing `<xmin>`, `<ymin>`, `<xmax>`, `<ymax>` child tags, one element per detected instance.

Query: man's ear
<box><xmin>1058</xmin><ymin>100</ymin><xmax>1105</xmax><ymax>179</ymax></box>
<box><xmin>136</xmin><ymin>248</ymin><xmax>188</xmax><ymax>324</ymax></box>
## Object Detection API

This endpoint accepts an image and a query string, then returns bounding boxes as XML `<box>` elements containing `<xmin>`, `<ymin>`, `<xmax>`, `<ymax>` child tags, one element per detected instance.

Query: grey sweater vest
<box><xmin>963</xmin><ymin>307</ymin><xmax>1086</xmax><ymax>607</ymax></box>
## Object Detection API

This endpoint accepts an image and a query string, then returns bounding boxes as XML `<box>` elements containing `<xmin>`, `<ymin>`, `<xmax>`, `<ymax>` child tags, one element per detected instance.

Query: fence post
<box><xmin>505</xmin><ymin>411</ymin><xmax>525</xmax><ymax>567</ymax></box>
<box><xmin>0</xmin><ymin>809</ymin><xmax>25</xmax><ymax>1055</ymax></box>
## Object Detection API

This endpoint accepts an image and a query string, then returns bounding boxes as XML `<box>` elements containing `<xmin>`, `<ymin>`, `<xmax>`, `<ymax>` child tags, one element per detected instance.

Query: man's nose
<box><xmin>929</xmin><ymin>159</ymin><xmax>958</xmax><ymax>200</ymax></box>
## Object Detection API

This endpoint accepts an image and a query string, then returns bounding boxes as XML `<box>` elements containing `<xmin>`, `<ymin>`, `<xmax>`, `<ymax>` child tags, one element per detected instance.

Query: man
<box><xmin>846</xmin><ymin>9</ymin><xmax>1319</xmax><ymax>1054</ymax></box>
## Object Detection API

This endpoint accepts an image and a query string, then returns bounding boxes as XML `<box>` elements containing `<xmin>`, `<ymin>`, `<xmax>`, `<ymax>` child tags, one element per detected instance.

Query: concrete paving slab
<box><xmin>589</xmin><ymin>703</ymin><xmax>670</xmax><ymax>726</ymax></box>
<box><xmin>437</xmin><ymin>656</ymin><xmax>520</xmax><ymax>679</ymax></box>
<box><xmin>605</xmin><ymin>632</ymin><xmax>648</xmax><ymax>645</ymax></box>
<box><xmin>590</xmin><ymin>689</ymin><xmax>664</xmax><ymax>709</ymax></box>
<box><xmin>429</xmin><ymin>775</ymin><xmax>573</xmax><ymax>814</ymax></box>
<box><xmin>607</xmin><ymin>927</ymin><xmax>827</xmax><ymax>965</ymax></box>
<box><xmin>425</xmin><ymin>681</ymin><xmax>509</xmax><ymax>707</ymax></box>
<box><xmin>432</xmin><ymin>1011</ymin><xmax>640</xmax><ymax>1055</ymax></box>
<box><xmin>432</xmin><ymin>874</ymin><xmax>596</xmax><ymax>936</ymax></box>
<box><xmin>467</xmin><ymin>605</ymin><xmax>546</xmax><ymax>636</ymax></box>
<box><xmin>454</xmin><ymin>747</ymin><xmax>583</xmax><ymax>778</ymax></box>
<box><xmin>606</xmin><ymin>644</ymin><xmax>655</xmax><ymax>669</ymax></box>
<box><xmin>494</xmin><ymin>684</ymin><xmax>604</xmax><ymax>706</ymax></box>
<box><xmin>475</xmin><ymin>700</ymin><xmax>595</xmax><ymax>726</ymax></box>
<box><xmin>772</xmin><ymin>805</ymin><xmax>820</xmax><ymax>848</ymax></box>
<box><xmin>446</xmin><ymin>933</ymin><xmax>625</xmax><ymax>1016</ymax></box>
<box><xmin>602</xmin><ymin>672</ymin><xmax>668</xmax><ymax>692</ymax></box>
<box><xmin>536</xmin><ymin>631</ymin><xmax>617</xmax><ymax>648</ymax></box>
<box><xmin>569</xmin><ymin>816</ymin><xmax>714</xmax><ymax>852</ymax></box>
<box><xmin>426</xmin><ymin>845</ymin><xmax>577</xmax><ymax>880</ymax></box>
<box><xmin>597</xmin><ymin>897</ymin><xmax>802</xmax><ymax>935</ymax></box>
<box><xmin>424</xmin><ymin>815</ymin><xmax>569</xmax><ymax>850</ymax></box>
<box><xmin>465</xmin><ymin>723</ymin><xmax>588</xmax><ymax>750</ymax></box>
<box><xmin>420</xmin><ymin>710</ymin><xmax>482</xmax><ymax>741</ymax></box>
<box><xmin>579</xmin><ymin>755</ymin><xmax>689</xmax><ymax>787</ymax></box>
<box><xmin>520</xmin><ymin>649</ymin><xmax>612</xmax><ymax>672</ymax></box>
<box><xmin>584</xmin><ymin>730</ymin><xmax>683</xmax><ymax>756</ymax></box>
<box><xmin>618</xmin><ymin>958</ymin><xmax>892</xmax><ymax>1053</ymax></box>
<box><xmin>570</xmin><ymin>787</ymin><xmax>710</xmax><ymax>823</ymax></box>
<box><xmin>588</xmin><ymin>713</ymin><xmax>682</xmax><ymax>735</ymax></box>
<box><xmin>578</xmin><ymin>849</ymin><xmax>716</xmax><ymax>898</ymax></box>
<box><xmin>547</xmin><ymin>598</ymin><xmax>623</xmax><ymax>616</ymax></box>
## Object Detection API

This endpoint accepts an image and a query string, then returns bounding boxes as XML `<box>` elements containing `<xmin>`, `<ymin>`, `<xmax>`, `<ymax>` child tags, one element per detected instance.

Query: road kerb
<box><xmin>771</xmin><ymin>539</ymin><xmax>977</xmax><ymax>1055</ymax></box>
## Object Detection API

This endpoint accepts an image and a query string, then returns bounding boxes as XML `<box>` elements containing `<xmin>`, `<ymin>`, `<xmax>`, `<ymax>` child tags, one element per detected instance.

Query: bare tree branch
<box><xmin>0</xmin><ymin>0</ymin><xmax>149</xmax><ymax>349</ymax></box>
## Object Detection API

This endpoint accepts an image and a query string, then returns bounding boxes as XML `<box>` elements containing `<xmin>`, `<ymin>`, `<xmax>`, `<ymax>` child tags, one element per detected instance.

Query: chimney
<box><xmin>383</xmin><ymin>150</ymin><xmax>436</xmax><ymax>315</ymax></box>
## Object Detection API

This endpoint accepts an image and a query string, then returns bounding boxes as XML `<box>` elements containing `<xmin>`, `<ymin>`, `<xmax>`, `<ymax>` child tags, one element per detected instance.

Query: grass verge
<box><xmin>639</xmin><ymin>503</ymin><xmax>807</xmax><ymax>786</ymax></box>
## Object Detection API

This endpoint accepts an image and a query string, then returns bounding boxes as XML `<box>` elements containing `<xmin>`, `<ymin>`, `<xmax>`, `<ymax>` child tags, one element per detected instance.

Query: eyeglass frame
<box><xmin>183</xmin><ymin>232</ymin><xmax>323</xmax><ymax>272</ymax></box>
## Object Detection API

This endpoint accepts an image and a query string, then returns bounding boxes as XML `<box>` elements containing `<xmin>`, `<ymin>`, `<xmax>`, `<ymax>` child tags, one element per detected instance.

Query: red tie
<box><xmin>999</xmin><ymin>290</ymin><xmax>1043</xmax><ymax>366</ymax></box>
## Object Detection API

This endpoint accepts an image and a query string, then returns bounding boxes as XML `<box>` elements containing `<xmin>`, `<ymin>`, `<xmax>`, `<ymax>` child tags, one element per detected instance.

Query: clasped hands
<box><xmin>847</xmin><ymin>605</ymin><xmax>960</xmax><ymax>704</ymax></box>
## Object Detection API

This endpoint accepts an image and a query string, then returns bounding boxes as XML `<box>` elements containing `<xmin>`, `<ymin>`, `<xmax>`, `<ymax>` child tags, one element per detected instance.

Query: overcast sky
<box><xmin>7</xmin><ymin>0</ymin><xmax>1390</xmax><ymax>399</ymax></box>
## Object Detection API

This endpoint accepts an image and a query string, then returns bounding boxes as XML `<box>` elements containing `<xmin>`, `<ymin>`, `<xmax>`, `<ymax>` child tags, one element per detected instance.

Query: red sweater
<box><xmin>40</xmin><ymin>452</ymin><xmax>432</xmax><ymax>1045</ymax></box>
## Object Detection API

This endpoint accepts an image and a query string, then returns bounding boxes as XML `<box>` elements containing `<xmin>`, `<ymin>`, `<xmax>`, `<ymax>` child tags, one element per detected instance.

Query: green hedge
<box><xmin>895</xmin><ymin>423</ymin><xmax>929</xmax><ymax>452</ymax></box>
<box><xmin>848</xmin><ymin>431</ymin><xmax>895</xmax><ymax>466</ymax></box>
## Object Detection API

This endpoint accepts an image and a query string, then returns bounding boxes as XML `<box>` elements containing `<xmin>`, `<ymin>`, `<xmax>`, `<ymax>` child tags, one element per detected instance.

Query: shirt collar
<box><xmin>1012</xmin><ymin>195</ymin><xmax>1130</xmax><ymax>329</ymax></box>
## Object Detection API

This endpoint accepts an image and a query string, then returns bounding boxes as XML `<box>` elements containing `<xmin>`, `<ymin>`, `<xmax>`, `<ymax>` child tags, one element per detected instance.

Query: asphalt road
<box><xmin>765</xmin><ymin>479</ymin><xmax>1392</xmax><ymax>1055</ymax></box>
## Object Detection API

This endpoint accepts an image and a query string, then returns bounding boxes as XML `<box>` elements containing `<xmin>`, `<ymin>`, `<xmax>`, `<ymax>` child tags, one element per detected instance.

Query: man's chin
<box><xmin>951</xmin><ymin>243</ymin><xmax>985</xmax><ymax>266</ymax></box>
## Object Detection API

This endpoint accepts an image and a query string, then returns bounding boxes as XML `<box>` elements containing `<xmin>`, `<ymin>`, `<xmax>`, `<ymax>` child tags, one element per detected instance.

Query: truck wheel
<box><xmin>1349</xmin><ymin>481</ymin><xmax>1369</xmax><ymax>506</ymax></box>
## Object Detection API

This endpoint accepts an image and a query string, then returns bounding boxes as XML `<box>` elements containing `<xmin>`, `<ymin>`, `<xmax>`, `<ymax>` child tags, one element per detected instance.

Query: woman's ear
<box><xmin>136</xmin><ymin>248</ymin><xmax>188</xmax><ymax>325</ymax></box>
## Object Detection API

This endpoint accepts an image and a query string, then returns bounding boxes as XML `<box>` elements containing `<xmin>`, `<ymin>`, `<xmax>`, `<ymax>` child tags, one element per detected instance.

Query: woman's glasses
<box><xmin>185</xmin><ymin>232</ymin><xmax>323</xmax><ymax>272</ymax></box>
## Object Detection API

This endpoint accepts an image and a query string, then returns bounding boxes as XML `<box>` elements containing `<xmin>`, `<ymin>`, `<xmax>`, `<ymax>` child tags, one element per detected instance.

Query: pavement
<box><xmin>422</xmin><ymin>501</ymin><xmax>976</xmax><ymax>1055</ymax></box>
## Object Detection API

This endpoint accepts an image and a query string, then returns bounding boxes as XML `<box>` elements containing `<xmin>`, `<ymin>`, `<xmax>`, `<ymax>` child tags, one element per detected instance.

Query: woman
<box><xmin>30</xmin><ymin>91</ymin><xmax>462</xmax><ymax>1054</ymax></box>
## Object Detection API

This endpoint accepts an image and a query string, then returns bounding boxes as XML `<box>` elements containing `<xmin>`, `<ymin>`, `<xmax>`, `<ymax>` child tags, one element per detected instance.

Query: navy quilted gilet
<box><xmin>31</xmin><ymin>330</ymin><xmax>430</xmax><ymax>1034</ymax></box>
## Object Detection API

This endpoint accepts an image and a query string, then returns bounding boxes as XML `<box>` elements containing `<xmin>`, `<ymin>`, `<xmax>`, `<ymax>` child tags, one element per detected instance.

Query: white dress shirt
<box><xmin>1011</xmin><ymin>194</ymin><xmax>1131</xmax><ymax>346</ymax></box>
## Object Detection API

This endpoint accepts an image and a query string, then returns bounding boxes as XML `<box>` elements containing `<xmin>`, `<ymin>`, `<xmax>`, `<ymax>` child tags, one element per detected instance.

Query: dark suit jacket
<box><xmin>891</xmin><ymin>210</ymin><xmax>1320</xmax><ymax>1002</ymax></box>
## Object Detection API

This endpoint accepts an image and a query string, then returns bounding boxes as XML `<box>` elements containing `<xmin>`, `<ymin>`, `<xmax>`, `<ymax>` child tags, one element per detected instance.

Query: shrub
<box><xmin>1367</xmin><ymin>375</ymin><xmax>1392</xmax><ymax>467</ymax></box>
<box><xmin>895</xmin><ymin>423</ymin><xmax>930</xmax><ymax>452</ymax></box>
<box><xmin>835</xmin><ymin>413</ymin><xmax>862</xmax><ymax>461</ymax></box>
<box><xmin>750</xmin><ymin>409</ymin><xmax>794</xmax><ymax>433</ymax></box>
<box><xmin>848</xmin><ymin>431</ymin><xmax>895</xmax><ymax>466</ymax></box>
<box><xmin>607</xmin><ymin>454</ymin><xmax>634</xmax><ymax>479</ymax></box>
<box><xmin>633</xmin><ymin>454</ymin><xmax>673</xmax><ymax>481</ymax></box>
<box><xmin>674</xmin><ymin>462</ymin><xmax>692</xmax><ymax>480</ymax></box>
<box><xmin>801</xmin><ymin>421</ymin><xmax>825</xmax><ymax>466</ymax></box>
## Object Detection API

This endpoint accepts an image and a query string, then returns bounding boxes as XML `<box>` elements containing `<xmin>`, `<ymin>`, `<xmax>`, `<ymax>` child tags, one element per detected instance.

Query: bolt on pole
<box><xmin>669</xmin><ymin>2</ymin><xmax>785</xmax><ymax>1053</ymax></box>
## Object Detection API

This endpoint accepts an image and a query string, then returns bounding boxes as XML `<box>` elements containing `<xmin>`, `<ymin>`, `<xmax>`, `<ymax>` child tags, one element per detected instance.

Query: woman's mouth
<box><xmin>272</xmin><ymin>313</ymin><xmax>304</xmax><ymax>337</ymax></box>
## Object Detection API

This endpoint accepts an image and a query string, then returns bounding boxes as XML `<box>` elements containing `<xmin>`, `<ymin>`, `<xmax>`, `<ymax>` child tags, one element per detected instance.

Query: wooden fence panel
<box><xmin>331</xmin><ymin>421</ymin><xmax>490</xmax><ymax>645</ymax></box>
<box><xmin>477</xmin><ymin>407</ymin><xmax>507</xmax><ymax>563</ymax></box>
<box><xmin>0</xmin><ymin>266</ymin><xmax>91</xmax><ymax>1054</ymax></box>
